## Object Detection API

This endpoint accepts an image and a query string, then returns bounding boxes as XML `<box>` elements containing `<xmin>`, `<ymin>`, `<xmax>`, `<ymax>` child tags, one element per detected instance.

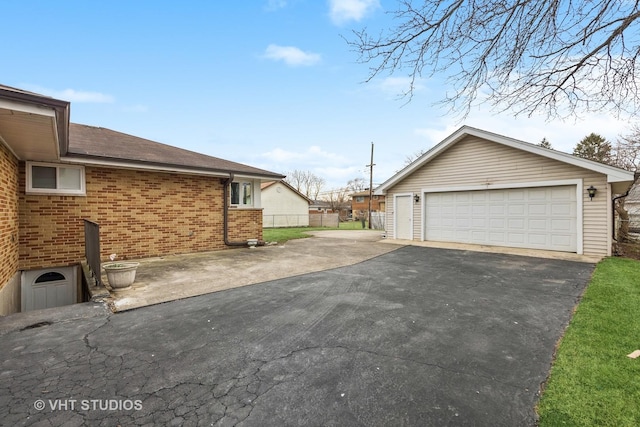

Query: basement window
<box><xmin>26</xmin><ymin>162</ymin><xmax>86</xmax><ymax>195</ymax></box>
<box><xmin>230</xmin><ymin>181</ymin><xmax>253</xmax><ymax>207</ymax></box>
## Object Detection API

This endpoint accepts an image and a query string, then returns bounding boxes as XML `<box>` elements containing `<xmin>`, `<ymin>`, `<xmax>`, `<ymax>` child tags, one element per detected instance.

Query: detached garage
<box><xmin>376</xmin><ymin>126</ymin><xmax>636</xmax><ymax>257</ymax></box>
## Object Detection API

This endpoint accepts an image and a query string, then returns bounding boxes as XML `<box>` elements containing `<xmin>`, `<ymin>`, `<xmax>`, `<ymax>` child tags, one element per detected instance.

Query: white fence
<box><xmin>263</xmin><ymin>214</ymin><xmax>310</xmax><ymax>228</ymax></box>
<box><xmin>370</xmin><ymin>212</ymin><xmax>386</xmax><ymax>230</ymax></box>
<box><xmin>309</xmin><ymin>213</ymin><xmax>339</xmax><ymax>228</ymax></box>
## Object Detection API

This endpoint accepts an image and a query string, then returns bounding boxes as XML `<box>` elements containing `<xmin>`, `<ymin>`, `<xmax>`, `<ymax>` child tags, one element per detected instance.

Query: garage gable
<box><xmin>376</xmin><ymin>126</ymin><xmax>635</xmax><ymax>195</ymax></box>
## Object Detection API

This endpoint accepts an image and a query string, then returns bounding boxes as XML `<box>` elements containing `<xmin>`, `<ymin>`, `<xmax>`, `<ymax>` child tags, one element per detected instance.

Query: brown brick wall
<box><xmin>19</xmin><ymin>164</ymin><xmax>264</xmax><ymax>269</ymax></box>
<box><xmin>227</xmin><ymin>208</ymin><xmax>263</xmax><ymax>242</ymax></box>
<box><xmin>352</xmin><ymin>195</ymin><xmax>385</xmax><ymax>214</ymax></box>
<box><xmin>0</xmin><ymin>143</ymin><xmax>19</xmax><ymax>289</ymax></box>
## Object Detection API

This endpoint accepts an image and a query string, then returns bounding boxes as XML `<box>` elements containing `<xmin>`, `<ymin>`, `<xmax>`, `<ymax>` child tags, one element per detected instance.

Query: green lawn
<box><xmin>263</xmin><ymin>222</ymin><xmax>369</xmax><ymax>243</ymax></box>
<box><xmin>537</xmin><ymin>257</ymin><xmax>640</xmax><ymax>426</ymax></box>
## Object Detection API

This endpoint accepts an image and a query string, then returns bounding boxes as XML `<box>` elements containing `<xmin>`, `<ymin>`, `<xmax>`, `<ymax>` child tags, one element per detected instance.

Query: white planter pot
<box><xmin>103</xmin><ymin>262</ymin><xmax>139</xmax><ymax>291</ymax></box>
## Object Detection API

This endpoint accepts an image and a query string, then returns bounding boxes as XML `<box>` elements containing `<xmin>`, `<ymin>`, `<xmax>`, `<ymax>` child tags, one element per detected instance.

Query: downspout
<box><xmin>222</xmin><ymin>173</ymin><xmax>249</xmax><ymax>247</ymax></box>
<box><xmin>612</xmin><ymin>171</ymin><xmax>640</xmax><ymax>241</ymax></box>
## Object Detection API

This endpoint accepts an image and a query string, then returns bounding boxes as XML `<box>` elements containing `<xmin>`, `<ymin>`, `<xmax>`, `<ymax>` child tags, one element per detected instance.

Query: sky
<box><xmin>1</xmin><ymin>0</ymin><xmax>634</xmax><ymax>191</ymax></box>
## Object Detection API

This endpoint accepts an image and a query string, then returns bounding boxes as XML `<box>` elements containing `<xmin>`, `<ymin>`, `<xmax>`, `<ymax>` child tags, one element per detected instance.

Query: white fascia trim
<box><xmin>61</xmin><ymin>156</ymin><xmax>278</xmax><ymax>180</ymax></box>
<box><xmin>419</xmin><ymin>179</ymin><xmax>584</xmax><ymax>254</ymax></box>
<box><xmin>0</xmin><ymin>99</ymin><xmax>57</xmax><ymax>117</ymax></box>
<box><xmin>393</xmin><ymin>192</ymin><xmax>414</xmax><ymax>240</ymax></box>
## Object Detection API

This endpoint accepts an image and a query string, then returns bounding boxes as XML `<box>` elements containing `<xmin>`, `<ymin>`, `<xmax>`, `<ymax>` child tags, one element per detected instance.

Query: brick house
<box><xmin>0</xmin><ymin>84</ymin><xmax>284</xmax><ymax>314</ymax></box>
<box><xmin>350</xmin><ymin>191</ymin><xmax>385</xmax><ymax>219</ymax></box>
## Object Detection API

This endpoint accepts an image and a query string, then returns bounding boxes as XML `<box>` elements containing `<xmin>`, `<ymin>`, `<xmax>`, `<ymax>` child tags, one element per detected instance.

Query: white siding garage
<box><xmin>425</xmin><ymin>186</ymin><xmax>578</xmax><ymax>252</ymax></box>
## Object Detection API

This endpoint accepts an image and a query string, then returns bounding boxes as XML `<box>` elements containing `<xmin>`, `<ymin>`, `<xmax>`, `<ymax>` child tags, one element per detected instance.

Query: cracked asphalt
<box><xmin>0</xmin><ymin>246</ymin><xmax>593</xmax><ymax>426</ymax></box>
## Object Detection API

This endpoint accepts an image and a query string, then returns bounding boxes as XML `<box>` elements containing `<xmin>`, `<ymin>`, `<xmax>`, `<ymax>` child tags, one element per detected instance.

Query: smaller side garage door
<box><xmin>425</xmin><ymin>186</ymin><xmax>577</xmax><ymax>252</ymax></box>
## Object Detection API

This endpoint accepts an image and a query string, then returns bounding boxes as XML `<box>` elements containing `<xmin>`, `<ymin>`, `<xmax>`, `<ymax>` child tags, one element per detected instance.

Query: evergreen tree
<box><xmin>573</xmin><ymin>133</ymin><xmax>612</xmax><ymax>165</ymax></box>
<box><xmin>538</xmin><ymin>138</ymin><xmax>552</xmax><ymax>149</ymax></box>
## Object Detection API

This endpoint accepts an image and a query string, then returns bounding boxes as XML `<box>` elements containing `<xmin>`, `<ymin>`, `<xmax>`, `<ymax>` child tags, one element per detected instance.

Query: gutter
<box><xmin>222</xmin><ymin>174</ymin><xmax>249</xmax><ymax>247</ymax></box>
<box><xmin>612</xmin><ymin>171</ymin><xmax>640</xmax><ymax>241</ymax></box>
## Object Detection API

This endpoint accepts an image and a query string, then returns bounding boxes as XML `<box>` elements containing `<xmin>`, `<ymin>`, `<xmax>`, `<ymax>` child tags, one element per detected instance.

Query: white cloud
<box><xmin>329</xmin><ymin>0</ymin><xmax>380</xmax><ymax>25</ymax></box>
<box><xmin>265</xmin><ymin>0</ymin><xmax>288</xmax><ymax>10</ymax></box>
<box><xmin>413</xmin><ymin>111</ymin><xmax>631</xmax><ymax>155</ymax></box>
<box><xmin>263</xmin><ymin>44</ymin><xmax>321</xmax><ymax>67</ymax></box>
<box><xmin>260</xmin><ymin>145</ymin><xmax>359</xmax><ymax>189</ymax></box>
<box><xmin>21</xmin><ymin>84</ymin><xmax>115</xmax><ymax>103</ymax></box>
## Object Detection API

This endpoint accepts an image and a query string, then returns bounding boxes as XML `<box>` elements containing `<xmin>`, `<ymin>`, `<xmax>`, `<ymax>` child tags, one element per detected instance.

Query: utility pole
<box><xmin>366</xmin><ymin>142</ymin><xmax>375</xmax><ymax>229</ymax></box>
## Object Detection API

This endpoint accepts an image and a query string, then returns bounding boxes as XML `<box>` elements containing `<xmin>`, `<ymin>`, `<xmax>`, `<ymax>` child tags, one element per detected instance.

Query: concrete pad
<box><xmin>104</xmin><ymin>230</ymin><xmax>402</xmax><ymax>312</ymax></box>
<box><xmin>382</xmin><ymin>238</ymin><xmax>603</xmax><ymax>263</ymax></box>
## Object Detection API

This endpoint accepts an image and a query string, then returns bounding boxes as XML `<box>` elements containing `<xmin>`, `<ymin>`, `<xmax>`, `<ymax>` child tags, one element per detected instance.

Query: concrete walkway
<box><xmin>97</xmin><ymin>230</ymin><xmax>400</xmax><ymax>312</ymax></box>
<box><xmin>92</xmin><ymin>231</ymin><xmax>600</xmax><ymax>312</ymax></box>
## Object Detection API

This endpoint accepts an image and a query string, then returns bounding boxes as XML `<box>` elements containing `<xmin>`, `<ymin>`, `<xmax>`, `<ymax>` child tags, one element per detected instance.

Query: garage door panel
<box><xmin>528</xmin><ymin>219</ymin><xmax>547</xmax><ymax>230</ymax></box>
<box><xmin>425</xmin><ymin>186</ymin><xmax>577</xmax><ymax>252</ymax></box>
<box><xmin>552</xmin><ymin>219</ymin><xmax>573</xmax><ymax>231</ymax></box>
<box><xmin>528</xmin><ymin>204</ymin><xmax>548</xmax><ymax>215</ymax></box>
<box><xmin>508</xmin><ymin>233</ymin><xmax>525</xmax><ymax>244</ymax></box>
<box><xmin>508</xmin><ymin>218</ymin><xmax>525</xmax><ymax>229</ymax></box>
<box><xmin>529</xmin><ymin>233</ymin><xmax>548</xmax><ymax>245</ymax></box>
<box><xmin>552</xmin><ymin>204</ymin><xmax>573</xmax><ymax>215</ymax></box>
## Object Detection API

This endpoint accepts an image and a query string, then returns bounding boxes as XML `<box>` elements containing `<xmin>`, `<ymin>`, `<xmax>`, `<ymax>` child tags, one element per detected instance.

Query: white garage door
<box><xmin>425</xmin><ymin>186</ymin><xmax>577</xmax><ymax>252</ymax></box>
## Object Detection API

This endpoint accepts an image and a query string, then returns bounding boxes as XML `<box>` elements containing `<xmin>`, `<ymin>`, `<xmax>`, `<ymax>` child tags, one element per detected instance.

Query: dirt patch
<box><xmin>615</xmin><ymin>241</ymin><xmax>640</xmax><ymax>260</ymax></box>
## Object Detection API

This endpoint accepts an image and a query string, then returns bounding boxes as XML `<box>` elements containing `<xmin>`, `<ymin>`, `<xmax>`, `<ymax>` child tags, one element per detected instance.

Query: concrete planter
<box><xmin>103</xmin><ymin>262</ymin><xmax>139</xmax><ymax>291</ymax></box>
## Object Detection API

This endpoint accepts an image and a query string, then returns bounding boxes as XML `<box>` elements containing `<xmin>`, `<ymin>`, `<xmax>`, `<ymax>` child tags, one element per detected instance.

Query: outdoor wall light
<box><xmin>414</xmin><ymin>194</ymin><xmax>420</xmax><ymax>203</ymax></box>
<box><xmin>587</xmin><ymin>185</ymin><xmax>597</xmax><ymax>200</ymax></box>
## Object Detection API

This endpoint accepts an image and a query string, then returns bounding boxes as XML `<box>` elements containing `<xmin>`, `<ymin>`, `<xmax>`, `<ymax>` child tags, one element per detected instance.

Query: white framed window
<box><xmin>356</xmin><ymin>196</ymin><xmax>365</xmax><ymax>203</ymax></box>
<box><xmin>230</xmin><ymin>181</ymin><xmax>253</xmax><ymax>207</ymax></box>
<box><xmin>26</xmin><ymin>162</ymin><xmax>86</xmax><ymax>195</ymax></box>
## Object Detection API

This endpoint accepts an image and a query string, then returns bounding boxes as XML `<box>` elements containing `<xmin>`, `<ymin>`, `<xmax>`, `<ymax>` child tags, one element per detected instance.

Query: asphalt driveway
<box><xmin>0</xmin><ymin>246</ymin><xmax>593</xmax><ymax>426</ymax></box>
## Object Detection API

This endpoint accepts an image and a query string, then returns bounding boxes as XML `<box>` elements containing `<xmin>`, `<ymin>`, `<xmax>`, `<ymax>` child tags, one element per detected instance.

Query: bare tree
<box><xmin>284</xmin><ymin>170</ymin><xmax>325</xmax><ymax>198</ymax></box>
<box><xmin>347</xmin><ymin>0</ymin><xmax>640</xmax><ymax>119</ymax></box>
<box><xmin>310</xmin><ymin>176</ymin><xmax>325</xmax><ymax>200</ymax></box>
<box><xmin>612</xmin><ymin>128</ymin><xmax>640</xmax><ymax>241</ymax></box>
<box><xmin>346</xmin><ymin>177</ymin><xmax>367</xmax><ymax>192</ymax></box>
<box><xmin>322</xmin><ymin>187</ymin><xmax>351</xmax><ymax>220</ymax></box>
<box><xmin>404</xmin><ymin>149</ymin><xmax>426</xmax><ymax>166</ymax></box>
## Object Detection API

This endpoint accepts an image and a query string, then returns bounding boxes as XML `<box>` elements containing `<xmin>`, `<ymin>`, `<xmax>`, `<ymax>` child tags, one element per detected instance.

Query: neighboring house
<box><xmin>350</xmin><ymin>191</ymin><xmax>385</xmax><ymax>218</ymax></box>
<box><xmin>309</xmin><ymin>200</ymin><xmax>334</xmax><ymax>214</ymax></box>
<box><xmin>626</xmin><ymin>184</ymin><xmax>640</xmax><ymax>232</ymax></box>
<box><xmin>0</xmin><ymin>84</ymin><xmax>284</xmax><ymax>314</ymax></box>
<box><xmin>261</xmin><ymin>181</ymin><xmax>311</xmax><ymax>228</ymax></box>
<box><xmin>375</xmin><ymin>126</ymin><xmax>635</xmax><ymax>257</ymax></box>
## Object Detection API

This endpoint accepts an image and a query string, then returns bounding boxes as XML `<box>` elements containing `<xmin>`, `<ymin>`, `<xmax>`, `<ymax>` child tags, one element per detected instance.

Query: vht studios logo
<box><xmin>34</xmin><ymin>399</ymin><xmax>143</xmax><ymax>411</ymax></box>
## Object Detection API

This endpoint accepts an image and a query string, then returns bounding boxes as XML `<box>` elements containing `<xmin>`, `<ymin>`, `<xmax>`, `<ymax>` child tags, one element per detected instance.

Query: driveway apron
<box><xmin>0</xmin><ymin>246</ymin><xmax>593</xmax><ymax>426</ymax></box>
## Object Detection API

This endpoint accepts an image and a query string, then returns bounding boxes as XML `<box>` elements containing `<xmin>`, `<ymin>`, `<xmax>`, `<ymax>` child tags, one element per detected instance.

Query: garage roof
<box><xmin>375</xmin><ymin>126</ymin><xmax>636</xmax><ymax>194</ymax></box>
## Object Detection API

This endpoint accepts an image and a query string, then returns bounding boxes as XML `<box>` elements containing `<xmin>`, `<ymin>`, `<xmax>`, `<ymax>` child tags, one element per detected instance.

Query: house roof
<box><xmin>350</xmin><ymin>190</ymin><xmax>384</xmax><ymax>197</ymax></box>
<box><xmin>375</xmin><ymin>125</ymin><xmax>636</xmax><ymax>195</ymax></box>
<box><xmin>0</xmin><ymin>84</ymin><xmax>70</xmax><ymax>160</ymax></box>
<box><xmin>65</xmin><ymin>123</ymin><xmax>284</xmax><ymax>180</ymax></box>
<box><xmin>261</xmin><ymin>180</ymin><xmax>312</xmax><ymax>203</ymax></box>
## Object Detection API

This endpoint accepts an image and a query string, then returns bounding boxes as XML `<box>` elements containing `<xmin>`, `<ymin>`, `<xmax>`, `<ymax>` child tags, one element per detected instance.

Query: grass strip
<box><xmin>538</xmin><ymin>257</ymin><xmax>640</xmax><ymax>426</ymax></box>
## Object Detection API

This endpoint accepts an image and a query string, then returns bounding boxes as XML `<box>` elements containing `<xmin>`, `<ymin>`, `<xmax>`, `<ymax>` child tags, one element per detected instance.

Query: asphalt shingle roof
<box><xmin>68</xmin><ymin>123</ymin><xmax>283</xmax><ymax>179</ymax></box>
